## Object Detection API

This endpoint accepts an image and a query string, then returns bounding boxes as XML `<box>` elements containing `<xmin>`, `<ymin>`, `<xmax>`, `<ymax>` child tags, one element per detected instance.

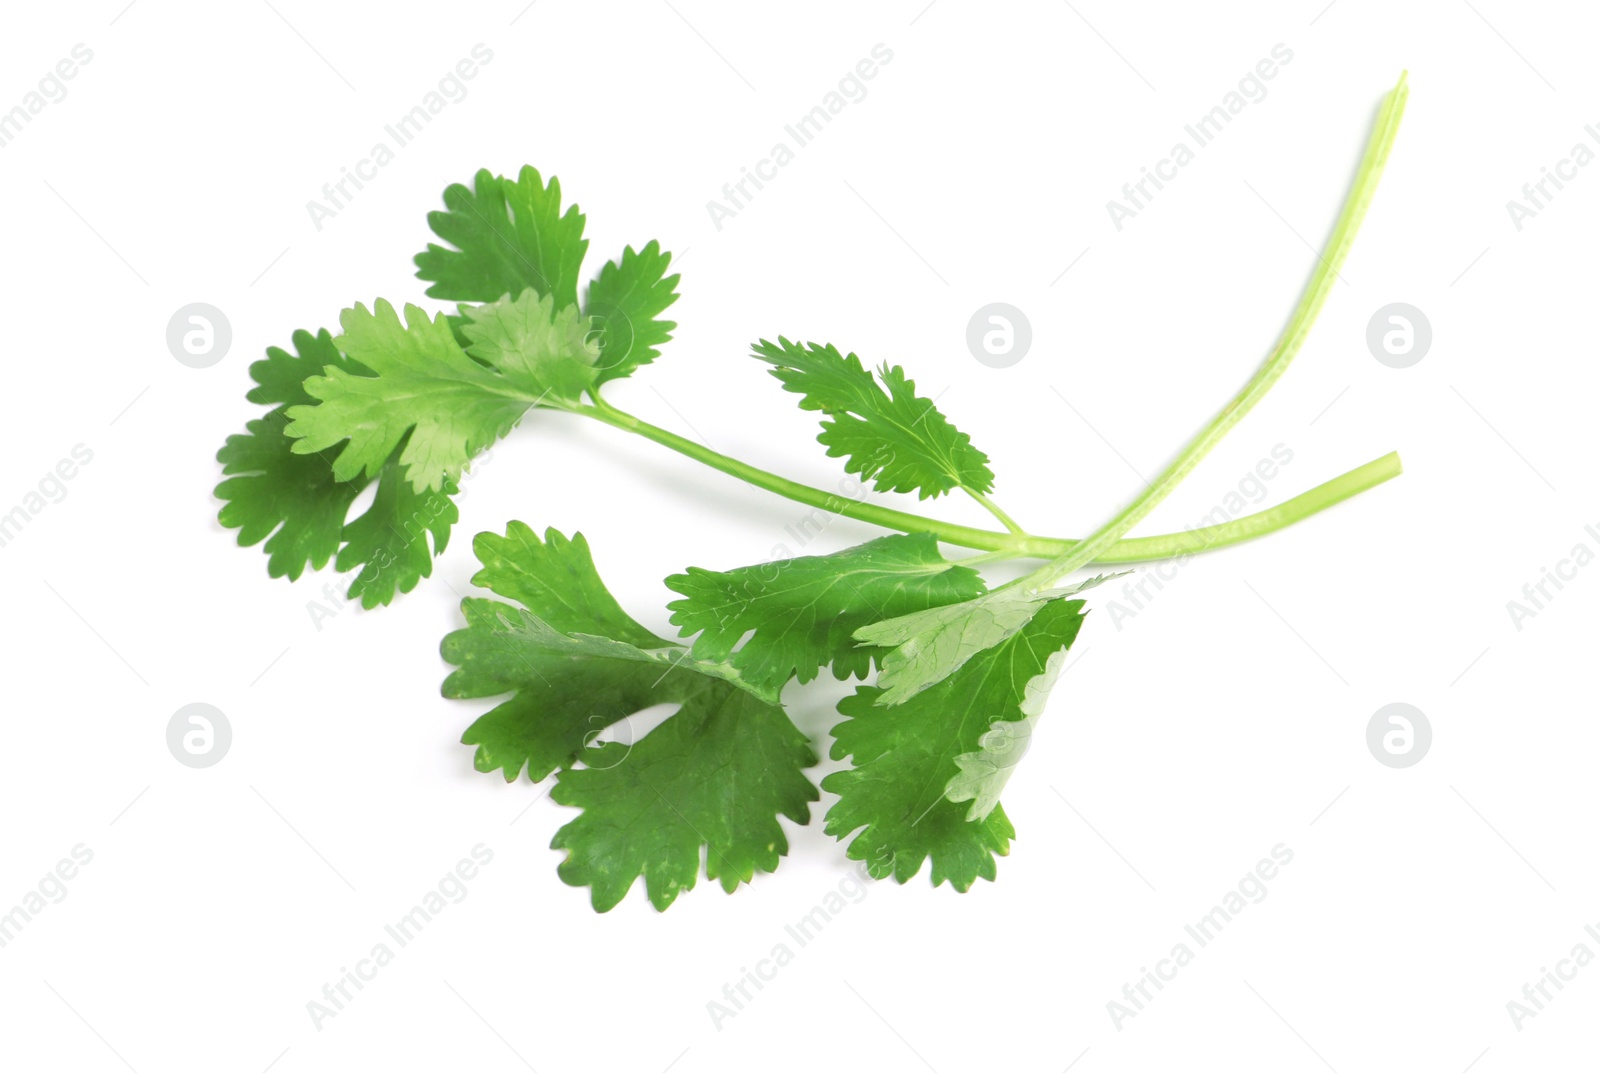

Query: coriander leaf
<box><xmin>285</xmin><ymin>299</ymin><xmax>546</xmax><ymax>492</ymax></box>
<box><xmin>217</xmin><ymin>412</ymin><xmax>363</xmax><ymax>582</ymax></box>
<box><xmin>664</xmin><ymin>533</ymin><xmax>986</xmax><ymax>693</ymax></box>
<box><xmin>552</xmin><ymin>687</ymin><xmax>817</xmax><ymax>912</ymax></box>
<box><xmin>415</xmin><ymin>166</ymin><xmax>588</xmax><ymax>308</ymax></box>
<box><xmin>440</xmin><ymin>527</ymin><xmax>818</xmax><ymax>910</ymax></box>
<box><xmin>337</xmin><ymin>451</ymin><xmax>458</xmax><ymax>608</ymax></box>
<box><xmin>855</xmin><ymin>573</ymin><xmax>1119</xmax><ymax>705</ymax></box>
<box><xmin>216</xmin><ymin>328</ymin><xmax>461</xmax><ymax>605</ymax></box>
<box><xmin>944</xmin><ymin>644</ymin><xmax>1071</xmax><ymax>820</ymax></box>
<box><xmin>751</xmin><ymin>337</ymin><xmax>994</xmax><ymax>499</ymax></box>
<box><xmin>244</xmin><ymin>326</ymin><xmax>366</xmax><ymax>408</ymax></box>
<box><xmin>443</xmin><ymin>598</ymin><xmax>771</xmax><ymax>781</ymax></box>
<box><xmin>855</xmin><ymin>588</ymin><xmax>1055</xmax><ymax>706</ymax></box>
<box><xmin>823</xmin><ymin>597</ymin><xmax>1087</xmax><ymax>889</ymax></box>
<box><xmin>470</xmin><ymin>522</ymin><xmax>669</xmax><ymax>648</ymax></box>
<box><xmin>216</xmin><ymin>329</ymin><xmax>369</xmax><ymax>581</ymax></box>
<box><xmin>447</xmin><ymin>599</ymin><xmax>682</xmax><ymax>782</ymax></box>
<box><xmin>458</xmin><ymin>289</ymin><xmax>599</xmax><ymax>403</ymax></box>
<box><xmin>584</xmin><ymin>240</ymin><xmax>680</xmax><ymax>385</ymax></box>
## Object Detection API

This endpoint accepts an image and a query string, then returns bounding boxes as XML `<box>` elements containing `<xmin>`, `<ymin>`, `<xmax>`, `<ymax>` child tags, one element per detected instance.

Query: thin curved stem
<box><xmin>965</xmin><ymin>489</ymin><xmax>1026</xmax><ymax>534</ymax></box>
<box><xmin>569</xmin><ymin>401</ymin><xmax>1403</xmax><ymax>564</ymax></box>
<box><xmin>1024</xmin><ymin>70</ymin><xmax>1409</xmax><ymax>592</ymax></box>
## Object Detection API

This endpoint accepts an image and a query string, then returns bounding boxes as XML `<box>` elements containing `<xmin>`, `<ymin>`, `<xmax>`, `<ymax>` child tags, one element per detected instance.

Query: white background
<box><xmin>1</xmin><ymin>0</ymin><xmax>1596</xmax><ymax>1069</ymax></box>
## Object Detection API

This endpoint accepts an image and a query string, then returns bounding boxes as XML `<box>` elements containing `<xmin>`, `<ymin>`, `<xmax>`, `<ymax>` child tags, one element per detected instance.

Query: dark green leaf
<box><xmin>665</xmin><ymin>534</ymin><xmax>986</xmax><ymax>693</ymax></box>
<box><xmin>824</xmin><ymin>597</ymin><xmax>1086</xmax><ymax>889</ymax></box>
<box><xmin>751</xmin><ymin>337</ymin><xmax>995</xmax><ymax>499</ymax></box>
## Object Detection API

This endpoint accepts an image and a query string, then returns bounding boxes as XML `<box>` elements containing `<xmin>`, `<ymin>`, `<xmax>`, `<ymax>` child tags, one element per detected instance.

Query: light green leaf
<box><xmin>458</xmin><ymin>289</ymin><xmax>600</xmax><ymax>404</ymax></box>
<box><xmin>856</xmin><ymin>573</ymin><xmax>1119</xmax><ymax>705</ymax></box>
<box><xmin>285</xmin><ymin>299</ymin><xmax>542</xmax><ymax>492</ymax></box>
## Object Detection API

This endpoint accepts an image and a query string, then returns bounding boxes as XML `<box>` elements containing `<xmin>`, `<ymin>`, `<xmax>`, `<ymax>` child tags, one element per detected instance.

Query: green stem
<box><xmin>964</xmin><ymin>489</ymin><xmax>1026</xmax><ymax>534</ymax></box>
<box><xmin>1099</xmin><ymin>450</ymin><xmax>1401</xmax><ymax>560</ymax></box>
<box><xmin>1025</xmin><ymin>70</ymin><xmax>1409</xmax><ymax>592</ymax></box>
<box><xmin>570</xmin><ymin>401</ymin><xmax>1403</xmax><ymax>564</ymax></box>
<box><xmin>952</xmin><ymin>549</ymin><xmax>1018</xmax><ymax>568</ymax></box>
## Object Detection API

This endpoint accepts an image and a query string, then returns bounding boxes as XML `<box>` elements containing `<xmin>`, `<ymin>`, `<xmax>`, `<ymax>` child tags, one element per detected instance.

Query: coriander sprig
<box><xmin>215</xmin><ymin>75</ymin><xmax>1410</xmax><ymax>910</ymax></box>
